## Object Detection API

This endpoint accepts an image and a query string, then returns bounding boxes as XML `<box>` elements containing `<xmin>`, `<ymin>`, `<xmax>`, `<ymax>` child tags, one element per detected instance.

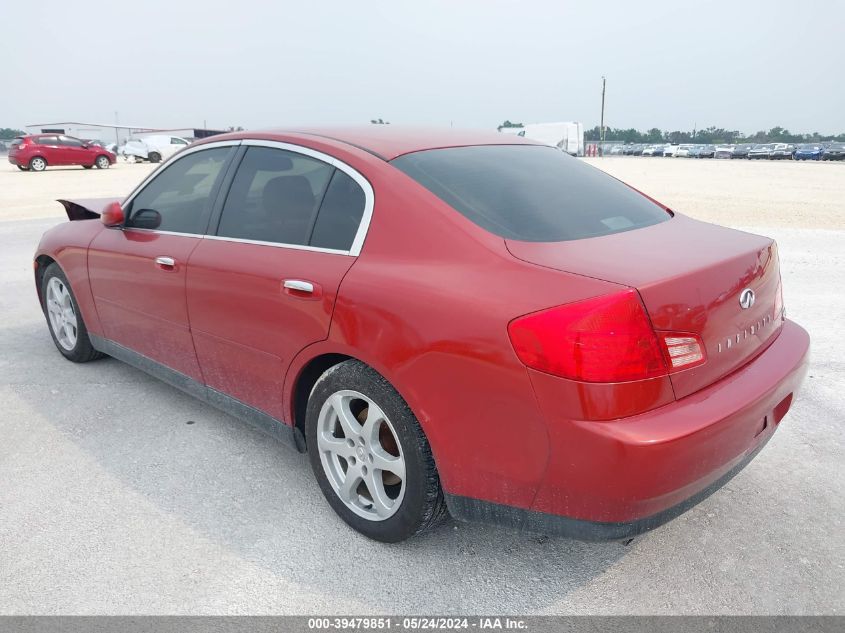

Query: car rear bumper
<box><xmin>447</xmin><ymin>319</ymin><xmax>809</xmax><ymax>540</ymax></box>
<box><xmin>7</xmin><ymin>153</ymin><xmax>21</xmax><ymax>165</ymax></box>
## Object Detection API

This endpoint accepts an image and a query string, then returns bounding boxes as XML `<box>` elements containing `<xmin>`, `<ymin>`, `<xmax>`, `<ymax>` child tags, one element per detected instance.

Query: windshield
<box><xmin>391</xmin><ymin>145</ymin><xmax>670</xmax><ymax>242</ymax></box>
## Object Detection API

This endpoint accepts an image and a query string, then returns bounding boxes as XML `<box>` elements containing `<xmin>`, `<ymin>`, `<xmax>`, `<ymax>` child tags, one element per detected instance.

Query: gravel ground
<box><xmin>0</xmin><ymin>157</ymin><xmax>843</xmax><ymax>614</ymax></box>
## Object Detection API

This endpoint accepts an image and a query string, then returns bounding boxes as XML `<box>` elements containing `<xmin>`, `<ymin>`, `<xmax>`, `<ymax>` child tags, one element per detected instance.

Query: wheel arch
<box><xmin>289</xmin><ymin>352</ymin><xmax>354</xmax><ymax>446</ymax></box>
<box><xmin>34</xmin><ymin>254</ymin><xmax>58</xmax><ymax>307</ymax></box>
<box><xmin>287</xmin><ymin>349</ymin><xmax>426</xmax><ymax>456</ymax></box>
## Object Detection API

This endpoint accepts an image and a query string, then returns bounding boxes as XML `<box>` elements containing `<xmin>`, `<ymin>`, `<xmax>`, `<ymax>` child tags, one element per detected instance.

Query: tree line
<box><xmin>0</xmin><ymin>128</ymin><xmax>25</xmax><ymax>140</ymax></box>
<box><xmin>583</xmin><ymin>125</ymin><xmax>845</xmax><ymax>144</ymax></box>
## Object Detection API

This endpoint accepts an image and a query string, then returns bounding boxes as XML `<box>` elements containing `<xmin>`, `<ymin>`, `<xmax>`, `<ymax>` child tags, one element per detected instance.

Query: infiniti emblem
<box><xmin>739</xmin><ymin>288</ymin><xmax>756</xmax><ymax>310</ymax></box>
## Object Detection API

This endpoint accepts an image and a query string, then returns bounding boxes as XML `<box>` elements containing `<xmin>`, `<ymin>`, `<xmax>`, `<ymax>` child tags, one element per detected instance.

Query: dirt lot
<box><xmin>0</xmin><ymin>162</ymin><xmax>157</xmax><ymax>221</ymax></box>
<box><xmin>582</xmin><ymin>157</ymin><xmax>845</xmax><ymax>230</ymax></box>
<box><xmin>0</xmin><ymin>156</ymin><xmax>843</xmax><ymax>614</ymax></box>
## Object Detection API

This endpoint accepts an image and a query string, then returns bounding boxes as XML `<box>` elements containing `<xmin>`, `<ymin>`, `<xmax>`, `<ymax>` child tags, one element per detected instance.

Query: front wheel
<box><xmin>17</xmin><ymin>165</ymin><xmax>28</xmax><ymax>171</ymax></box>
<box><xmin>41</xmin><ymin>263</ymin><xmax>104</xmax><ymax>363</ymax></box>
<box><xmin>306</xmin><ymin>360</ymin><xmax>447</xmax><ymax>542</ymax></box>
<box><xmin>95</xmin><ymin>155</ymin><xmax>111</xmax><ymax>169</ymax></box>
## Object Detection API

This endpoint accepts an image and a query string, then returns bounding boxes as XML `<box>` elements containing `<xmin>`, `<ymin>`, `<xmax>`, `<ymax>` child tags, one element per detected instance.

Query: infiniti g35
<box><xmin>34</xmin><ymin>127</ymin><xmax>809</xmax><ymax>542</ymax></box>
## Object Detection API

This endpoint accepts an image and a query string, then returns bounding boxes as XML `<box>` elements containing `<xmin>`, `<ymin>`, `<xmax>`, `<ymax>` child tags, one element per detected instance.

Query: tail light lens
<box><xmin>507</xmin><ymin>290</ymin><xmax>668</xmax><ymax>382</ymax></box>
<box><xmin>659</xmin><ymin>333</ymin><xmax>706</xmax><ymax>371</ymax></box>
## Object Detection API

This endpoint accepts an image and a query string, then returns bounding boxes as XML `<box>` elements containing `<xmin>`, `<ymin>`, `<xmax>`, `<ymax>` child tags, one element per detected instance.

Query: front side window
<box><xmin>171</xmin><ymin>137</ymin><xmax>189</xmax><ymax>145</ymax></box>
<box><xmin>126</xmin><ymin>147</ymin><xmax>230</xmax><ymax>234</ymax></box>
<box><xmin>217</xmin><ymin>147</ymin><xmax>334</xmax><ymax>246</ymax></box>
<box><xmin>58</xmin><ymin>136</ymin><xmax>84</xmax><ymax>147</ymax></box>
<box><xmin>391</xmin><ymin>145</ymin><xmax>670</xmax><ymax>242</ymax></box>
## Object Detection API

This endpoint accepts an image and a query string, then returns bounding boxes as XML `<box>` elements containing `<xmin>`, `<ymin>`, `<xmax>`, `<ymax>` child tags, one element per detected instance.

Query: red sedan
<box><xmin>9</xmin><ymin>134</ymin><xmax>116</xmax><ymax>171</ymax></box>
<box><xmin>33</xmin><ymin>127</ymin><xmax>809</xmax><ymax>542</ymax></box>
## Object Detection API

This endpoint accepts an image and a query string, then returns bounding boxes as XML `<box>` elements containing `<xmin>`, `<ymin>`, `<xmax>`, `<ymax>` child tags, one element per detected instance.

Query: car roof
<box><xmin>202</xmin><ymin>126</ymin><xmax>543</xmax><ymax>161</ymax></box>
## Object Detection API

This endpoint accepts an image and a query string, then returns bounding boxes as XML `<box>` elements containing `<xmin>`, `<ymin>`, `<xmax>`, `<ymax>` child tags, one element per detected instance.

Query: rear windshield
<box><xmin>391</xmin><ymin>145</ymin><xmax>670</xmax><ymax>242</ymax></box>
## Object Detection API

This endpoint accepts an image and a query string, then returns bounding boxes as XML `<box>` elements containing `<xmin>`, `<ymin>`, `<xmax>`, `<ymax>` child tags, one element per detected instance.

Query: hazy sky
<box><xmin>3</xmin><ymin>0</ymin><xmax>842</xmax><ymax>134</ymax></box>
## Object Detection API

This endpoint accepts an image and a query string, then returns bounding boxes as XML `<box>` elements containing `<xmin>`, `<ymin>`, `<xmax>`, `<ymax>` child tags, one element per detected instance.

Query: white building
<box><xmin>24</xmin><ymin>122</ymin><xmax>156</xmax><ymax>146</ymax></box>
<box><xmin>24</xmin><ymin>122</ymin><xmax>226</xmax><ymax>145</ymax></box>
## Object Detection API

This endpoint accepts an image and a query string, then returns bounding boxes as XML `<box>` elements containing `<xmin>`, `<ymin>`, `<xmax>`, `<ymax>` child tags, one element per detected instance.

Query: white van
<box><xmin>120</xmin><ymin>135</ymin><xmax>190</xmax><ymax>163</ymax></box>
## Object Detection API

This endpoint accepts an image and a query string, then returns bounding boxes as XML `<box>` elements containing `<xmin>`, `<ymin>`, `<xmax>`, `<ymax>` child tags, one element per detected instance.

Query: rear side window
<box><xmin>217</xmin><ymin>147</ymin><xmax>334</xmax><ymax>246</ymax></box>
<box><xmin>310</xmin><ymin>170</ymin><xmax>366</xmax><ymax>250</ymax></box>
<box><xmin>127</xmin><ymin>147</ymin><xmax>230</xmax><ymax>234</ymax></box>
<box><xmin>391</xmin><ymin>145</ymin><xmax>669</xmax><ymax>242</ymax></box>
<box><xmin>35</xmin><ymin>136</ymin><xmax>58</xmax><ymax>145</ymax></box>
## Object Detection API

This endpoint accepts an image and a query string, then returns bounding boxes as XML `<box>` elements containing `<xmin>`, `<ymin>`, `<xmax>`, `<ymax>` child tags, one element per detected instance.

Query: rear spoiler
<box><xmin>58</xmin><ymin>197</ymin><xmax>122</xmax><ymax>221</ymax></box>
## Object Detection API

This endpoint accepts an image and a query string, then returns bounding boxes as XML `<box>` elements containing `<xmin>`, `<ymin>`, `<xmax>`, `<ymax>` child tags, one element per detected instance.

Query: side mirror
<box><xmin>81</xmin><ymin>144</ymin><xmax>89</xmax><ymax>149</ymax></box>
<box><xmin>101</xmin><ymin>201</ymin><xmax>125</xmax><ymax>227</ymax></box>
<box><xmin>131</xmin><ymin>208</ymin><xmax>162</xmax><ymax>230</ymax></box>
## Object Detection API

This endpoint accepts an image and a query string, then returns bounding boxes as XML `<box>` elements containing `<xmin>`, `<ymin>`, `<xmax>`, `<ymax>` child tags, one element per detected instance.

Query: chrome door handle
<box><xmin>155</xmin><ymin>256</ymin><xmax>175</xmax><ymax>266</ymax></box>
<box><xmin>283</xmin><ymin>279</ymin><xmax>314</xmax><ymax>293</ymax></box>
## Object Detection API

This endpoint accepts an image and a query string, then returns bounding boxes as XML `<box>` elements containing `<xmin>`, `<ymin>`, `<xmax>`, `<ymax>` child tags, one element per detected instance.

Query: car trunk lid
<box><xmin>506</xmin><ymin>214</ymin><xmax>783</xmax><ymax>399</ymax></box>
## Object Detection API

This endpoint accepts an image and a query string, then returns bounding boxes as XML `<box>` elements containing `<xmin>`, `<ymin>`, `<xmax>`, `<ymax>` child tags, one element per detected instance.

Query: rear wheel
<box><xmin>306</xmin><ymin>360</ymin><xmax>447</xmax><ymax>542</ymax></box>
<box><xmin>41</xmin><ymin>263</ymin><xmax>104</xmax><ymax>363</ymax></box>
<box><xmin>148</xmin><ymin>151</ymin><xmax>161</xmax><ymax>163</ymax></box>
<box><xmin>95</xmin><ymin>155</ymin><xmax>111</xmax><ymax>169</ymax></box>
<box><xmin>29</xmin><ymin>156</ymin><xmax>47</xmax><ymax>172</ymax></box>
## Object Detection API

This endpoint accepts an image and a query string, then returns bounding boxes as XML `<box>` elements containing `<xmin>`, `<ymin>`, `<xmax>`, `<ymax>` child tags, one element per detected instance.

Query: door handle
<box><xmin>154</xmin><ymin>256</ymin><xmax>176</xmax><ymax>270</ymax></box>
<box><xmin>282</xmin><ymin>279</ymin><xmax>322</xmax><ymax>300</ymax></box>
<box><xmin>283</xmin><ymin>279</ymin><xmax>314</xmax><ymax>293</ymax></box>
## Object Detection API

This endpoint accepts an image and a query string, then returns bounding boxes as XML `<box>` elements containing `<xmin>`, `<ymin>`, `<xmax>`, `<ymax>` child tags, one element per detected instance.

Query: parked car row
<box><xmin>617</xmin><ymin>142</ymin><xmax>845</xmax><ymax>160</ymax></box>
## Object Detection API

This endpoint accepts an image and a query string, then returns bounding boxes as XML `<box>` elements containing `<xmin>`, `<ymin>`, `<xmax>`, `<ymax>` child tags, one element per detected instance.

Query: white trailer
<box><xmin>499</xmin><ymin>122</ymin><xmax>585</xmax><ymax>156</ymax></box>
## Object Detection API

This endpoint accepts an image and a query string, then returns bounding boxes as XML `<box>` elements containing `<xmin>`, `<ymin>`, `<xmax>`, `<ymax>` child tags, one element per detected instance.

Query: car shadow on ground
<box><xmin>3</xmin><ymin>318</ymin><xmax>631</xmax><ymax>612</ymax></box>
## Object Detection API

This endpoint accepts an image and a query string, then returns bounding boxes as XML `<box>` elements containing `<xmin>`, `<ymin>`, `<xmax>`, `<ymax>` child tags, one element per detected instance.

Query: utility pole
<box><xmin>599</xmin><ymin>76</ymin><xmax>606</xmax><ymax>155</ymax></box>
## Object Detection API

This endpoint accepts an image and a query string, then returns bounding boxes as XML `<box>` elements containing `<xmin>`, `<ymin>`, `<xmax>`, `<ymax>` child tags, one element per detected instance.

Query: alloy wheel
<box><xmin>316</xmin><ymin>390</ymin><xmax>406</xmax><ymax>521</ymax></box>
<box><xmin>46</xmin><ymin>277</ymin><xmax>78</xmax><ymax>351</ymax></box>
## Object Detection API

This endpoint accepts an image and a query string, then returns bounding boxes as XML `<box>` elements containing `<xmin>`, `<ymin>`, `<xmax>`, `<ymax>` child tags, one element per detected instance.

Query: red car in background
<box><xmin>33</xmin><ymin>127</ymin><xmax>809</xmax><ymax>542</ymax></box>
<box><xmin>9</xmin><ymin>134</ymin><xmax>116</xmax><ymax>171</ymax></box>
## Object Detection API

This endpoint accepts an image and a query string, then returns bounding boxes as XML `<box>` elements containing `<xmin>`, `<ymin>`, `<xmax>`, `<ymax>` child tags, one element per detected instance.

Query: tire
<box><xmin>306</xmin><ymin>360</ymin><xmax>447</xmax><ymax>542</ymax></box>
<box><xmin>29</xmin><ymin>156</ymin><xmax>47</xmax><ymax>172</ymax></box>
<box><xmin>41</xmin><ymin>263</ymin><xmax>104</xmax><ymax>363</ymax></box>
<box><xmin>148</xmin><ymin>151</ymin><xmax>161</xmax><ymax>163</ymax></box>
<box><xmin>83</xmin><ymin>165</ymin><xmax>93</xmax><ymax>169</ymax></box>
<box><xmin>95</xmin><ymin>155</ymin><xmax>111</xmax><ymax>169</ymax></box>
<box><xmin>17</xmin><ymin>165</ymin><xmax>28</xmax><ymax>171</ymax></box>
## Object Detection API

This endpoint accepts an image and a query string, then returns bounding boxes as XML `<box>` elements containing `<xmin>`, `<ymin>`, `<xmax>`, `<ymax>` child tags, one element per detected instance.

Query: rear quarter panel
<box><xmin>284</xmin><ymin>158</ymin><xmax>626</xmax><ymax>509</ymax></box>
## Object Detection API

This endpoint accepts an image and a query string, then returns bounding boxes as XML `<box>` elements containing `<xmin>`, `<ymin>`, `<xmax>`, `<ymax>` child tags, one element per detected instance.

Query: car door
<box><xmin>87</xmin><ymin>143</ymin><xmax>237</xmax><ymax>381</ymax></box>
<box><xmin>35</xmin><ymin>135</ymin><xmax>63</xmax><ymax>165</ymax></box>
<box><xmin>185</xmin><ymin>141</ymin><xmax>373</xmax><ymax>422</ymax></box>
<box><xmin>57</xmin><ymin>136</ymin><xmax>90</xmax><ymax>165</ymax></box>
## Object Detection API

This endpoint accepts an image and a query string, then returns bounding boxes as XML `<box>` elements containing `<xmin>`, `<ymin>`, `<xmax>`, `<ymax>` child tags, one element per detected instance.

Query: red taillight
<box><xmin>507</xmin><ymin>290</ymin><xmax>668</xmax><ymax>382</ymax></box>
